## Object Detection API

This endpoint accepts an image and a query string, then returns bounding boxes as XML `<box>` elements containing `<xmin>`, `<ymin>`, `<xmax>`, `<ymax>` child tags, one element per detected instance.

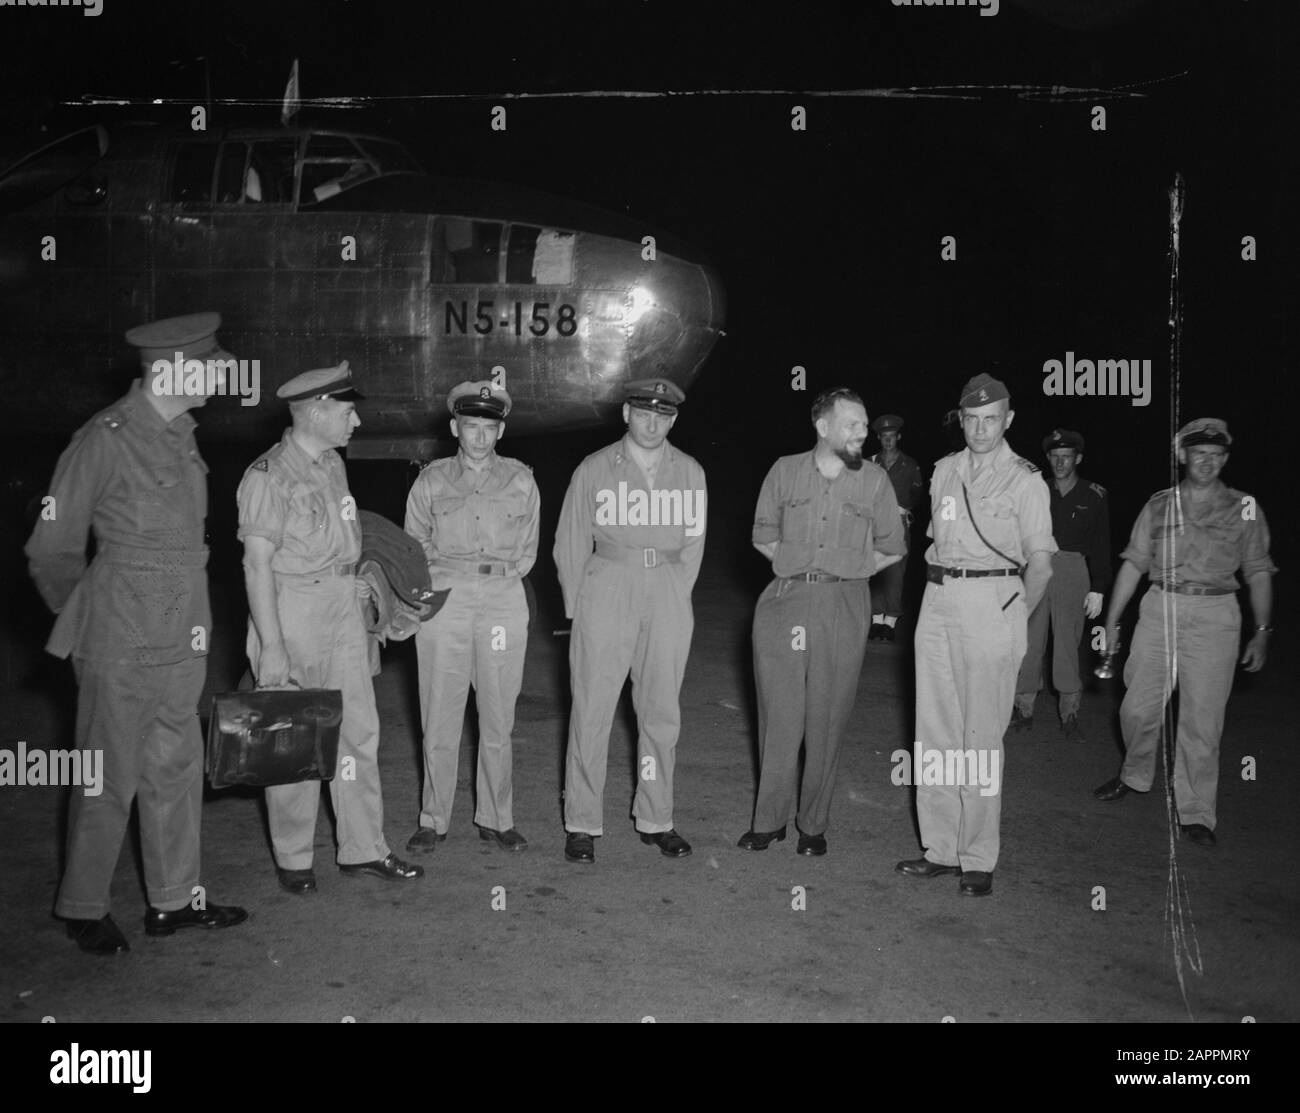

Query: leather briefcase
<box><xmin>206</xmin><ymin>687</ymin><xmax>342</xmax><ymax>789</ymax></box>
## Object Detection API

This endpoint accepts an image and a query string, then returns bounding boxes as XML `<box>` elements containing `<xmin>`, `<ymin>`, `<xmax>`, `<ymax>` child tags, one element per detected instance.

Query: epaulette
<box><xmin>252</xmin><ymin>459</ymin><xmax>269</xmax><ymax>472</ymax></box>
<box><xmin>99</xmin><ymin>408</ymin><xmax>129</xmax><ymax>431</ymax></box>
<box><xmin>1089</xmin><ymin>481</ymin><xmax>1107</xmax><ymax>498</ymax></box>
<box><xmin>1016</xmin><ymin>456</ymin><xmax>1041</xmax><ymax>474</ymax></box>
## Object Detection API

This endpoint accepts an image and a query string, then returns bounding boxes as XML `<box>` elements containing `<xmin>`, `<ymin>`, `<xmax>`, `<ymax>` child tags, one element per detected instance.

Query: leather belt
<box><xmin>99</xmin><ymin>541</ymin><xmax>209</xmax><ymax>568</ymax></box>
<box><xmin>594</xmin><ymin>540</ymin><xmax>681</xmax><ymax>568</ymax></box>
<box><xmin>927</xmin><ymin>563</ymin><xmax>1019</xmax><ymax>583</ymax></box>
<box><xmin>1154</xmin><ymin>582</ymin><xmax>1233</xmax><ymax>597</ymax></box>
<box><xmin>785</xmin><ymin>571</ymin><xmax>847</xmax><ymax>584</ymax></box>
<box><xmin>278</xmin><ymin>561</ymin><xmax>355</xmax><ymax>579</ymax></box>
<box><xmin>431</xmin><ymin>556</ymin><xmax>517</xmax><ymax>577</ymax></box>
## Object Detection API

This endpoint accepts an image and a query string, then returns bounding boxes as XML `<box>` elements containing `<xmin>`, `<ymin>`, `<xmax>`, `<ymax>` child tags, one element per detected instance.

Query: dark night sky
<box><xmin>1</xmin><ymin>0</ymin><xmax>1293</xmax><ymax>567</ymax></box>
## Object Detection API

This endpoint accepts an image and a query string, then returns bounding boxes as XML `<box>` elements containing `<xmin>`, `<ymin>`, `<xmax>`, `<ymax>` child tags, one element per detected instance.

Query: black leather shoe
<box><xmin>65</xmin><ymin>915</ymin><xmax>129</xmax><ymax>955</ymax></box>
<box><xmin>144</xmin><ymin>903</ymin><xmax>248</xmax><ymax>936</ymax></box>
<box><xmin>737</xmin><ymin>826</ymin><xmax>787</xmax><ymax>851</ymax></box>
<box><xmin>959</xmin><ymin>871</ymin><xmax>993</xmax><ymax>897</ymax></box>
<box><xmin>405</xmin><ymin>827</ymin><xmax>446</xmax><ymax>854</ymax></box>
<box><xmin>1180</xmin><ymin>823</ymin><xmax>1217</xmax><ymax>847</ymax></box>
<box><xmin>479</xmin><ymin>826</ymin><xmax>528</xmax><ymax>851</ymax></box>
<box><xmin>565</xmin><ymin>832</ymin><xmax>595</xmax><ymax>863</ymax></box>
<box><xmin>1093</xmin><ymin>775</ymin><xmax>1133</xmax><ymax>801</ymax></box>
<box><xmin>796</xmin><ymin>833</ymin><xmax>827</xmax><ymax>856</ymax></box>
<box><xmin>895</xmin><ymin>857</ymin><xmax>961</xmax><ymax>879</ymax></box>
<box><xmin>868</xmin><ymin>623</ymin><xmax>885</xmax><ymax>641</ymax></box>
<box><xmin>339</xmin><ymin>853</ymin><xmax>424</xmax><ymax>881</ymax></box>
<box><xmin>276</xmin><ymin>868</ymin><xmax>316</xmax><ymax>894</ymax></box>
<box><xmin>640</xmin><ymin>829</ymin><xmax>692</xmax><ymax>858</ymax></box>
<box><xmin>881</xmin><ymin>625</ymin><xmax>896</xmax><ymax>642</ymax></box>
<box><xmin>1006</xmin><ymin>707</ymin><xmax>1033</xmax><ymax>735</ymax></box>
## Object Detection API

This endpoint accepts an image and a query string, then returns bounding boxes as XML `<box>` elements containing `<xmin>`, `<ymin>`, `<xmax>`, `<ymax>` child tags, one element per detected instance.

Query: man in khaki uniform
<box><xmin>740</xmin><ymin>388</ymin><xmax>905</xmax><ymax>856</ymax></box>
<box><xmin>1093</xmin><ymin>419</ymin><xmax>1274</xmax><ymax>847</ymax></box>
<box><xmin>554</xmin><ymin>378</ymin><xmax>707</xmax><ymax>864</ymax></box>
<box><xmin>404</xmin><ymin>381</ymin><xmax>539</xmax><ymax>853</ymax></box>
<box><xmin>238</xmin><ymin>363</ymin><xmax>423</xmax><ymax>893</ymax></box>
<box><xmin>895</xmin><ymin>374</ymin><xmax>1055</xmax><ymax>897</ymax></box>
<box><xmin>26</xmin><ymin>313</ymin><xmax>248</xmax><ymax>954</ymax></box>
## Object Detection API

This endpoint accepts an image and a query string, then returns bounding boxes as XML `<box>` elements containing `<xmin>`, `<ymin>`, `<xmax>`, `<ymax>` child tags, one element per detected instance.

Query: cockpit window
<box><xmin>215</xmin><ymin>140</ymin><xmax>297</xmax><ymax>204</ymax></box>
<box><xmin>433</xmin><ymin>219</ymin><xmax>575</xmax><ymax>285</ymax></box>
<box><xmin>356</xmin><ymin>139</ymin><xmax>421</xmax><ymax>175</ymax></box>
<box><xmin>169</xmin><ymin>142</ymin><xmax>218</xmax><ymax>203</ymax></box>
<box><xmin>509</xmin><ymin>225</ymin><xmax>575</xmax><ymax>285</ymax></box>
<box><xmin>301</xmin><ymin>134</ymin><xmax>379</xmax><ymax>203</ymax></box>
<box><xmin>435</xmin><ymin>218</ymin><xmax>503</xmax><ymax>283</ymax></box>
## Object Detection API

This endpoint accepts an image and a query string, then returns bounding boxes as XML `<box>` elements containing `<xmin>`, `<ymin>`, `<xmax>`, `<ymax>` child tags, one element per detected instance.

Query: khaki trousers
<box><xmin>914</xmin><ymin>576</ymin><xmax>1025</xmax><ymax>873</ymax></box>
<box><xmin>1118</xmin><ymin>588</ymin><xmax>1239</xmax><ymax>830</ymax></box>
<box><xmin>55</xmin><ymin>655</ymin><xmax>206</xmax><ymax>918</ymax></box>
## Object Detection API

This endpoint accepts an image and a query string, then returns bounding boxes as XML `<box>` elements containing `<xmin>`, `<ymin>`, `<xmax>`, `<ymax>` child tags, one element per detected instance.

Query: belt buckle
<box><xmin>643</xmin><ymin>547</ymin><xmax>657</xmax><ymax>569</ymax></box>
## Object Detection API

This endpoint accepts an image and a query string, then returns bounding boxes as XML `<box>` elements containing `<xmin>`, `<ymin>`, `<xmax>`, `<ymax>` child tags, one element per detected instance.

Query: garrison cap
<box><xmin>1178</xmin><ymin>417</ymin><xmax>1232</xmax><ymax>449</ymax></box>
<box><xmin>1043</xmin><ymin>428</ymin><xmax>1085</xmax><ymax>454</ymax></box>
<box><xmin>125</xmin><ymin>312</ymin><xmax>233</xmax><ymax>363</ymax></box>
<box><xmin>624</xmin><ymin>377</ymin><xmax>685</xmax><ymax>414</ymax></box>
<box><xmin>447</xmin><ymin>380</ymin><xmax>511</xmax><ymax>419</ymax></box>
<box><xmin>872</xmin><ymin>414</ymin><xmax>903</xmax><ymax>434</ymax></box>
<box><xmin>959</xmin><ymin>373</ymin><xmax>1010</xmax><ymax>408</ymax></box>
<box><xmin>276</xmin><ymin>360</ymin><xmax>364</xmax><ymax>403</ymax></box>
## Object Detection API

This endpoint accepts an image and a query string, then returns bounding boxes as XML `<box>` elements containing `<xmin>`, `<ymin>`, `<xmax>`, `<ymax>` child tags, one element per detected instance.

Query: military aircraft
<box><xmin>0</xmin><ymin>118</ymin><xmax>726</xmax><ymax>460</ymax></box>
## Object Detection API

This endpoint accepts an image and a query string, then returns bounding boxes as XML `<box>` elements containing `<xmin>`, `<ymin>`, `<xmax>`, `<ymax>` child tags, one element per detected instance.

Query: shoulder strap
<box><xmin>961</xmin><ymin>482</ymin><xmax>1024</xmax><ymax>573</ymax></box>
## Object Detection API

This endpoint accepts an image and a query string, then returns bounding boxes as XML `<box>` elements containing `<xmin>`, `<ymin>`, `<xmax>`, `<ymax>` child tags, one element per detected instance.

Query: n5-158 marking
<box><xmin>444</xmin><ymin>300</ymin><xmax>578</xmax><ymax>337</ymax></box>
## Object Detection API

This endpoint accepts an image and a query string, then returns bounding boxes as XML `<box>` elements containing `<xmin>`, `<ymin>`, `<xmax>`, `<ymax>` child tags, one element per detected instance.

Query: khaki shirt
<box><xmin>924</xmin><ymin>440</ymin><xmax>1057</xmax><ymax>569</ymax></box>
<box><xmin>554</xmin><ymin>436</ymin><xmax>707</xmax><ymax>618</ymax></box>
<box><xmin>753</xmin><ymin>450</ymin><xmax>905</xmax><ymax>579</ymax></box>
<box><xmin>404</xmin><ymin>451</ymin><xmax>540</xmax><ymax>574</ymax></box>
<box><xmin>236</xmin><ymin>430</ymin><xmax>361</xmax><ymax>574</ymax></box>
<box><xmin>1121</xmin><ymin>483</ymin><xmax>1276</xmax><ymax>592</ymax></box>
<box><xmin>24</xmin><ymin>383</ymin><xmax>211</xmax><ymax>665</ymax></box>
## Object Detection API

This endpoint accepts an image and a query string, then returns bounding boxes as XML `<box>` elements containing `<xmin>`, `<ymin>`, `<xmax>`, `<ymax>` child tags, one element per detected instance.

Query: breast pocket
<box><xmin>780</xmin><ymin>497</ymin><xmax>813</xmax><ymax>543</ymax></box>
<box><xmin>837</xmin><ymin>501</ymin><xmax>873</xmax><ymax>552</ymax></box>
<box><xmin>493</xmin><ymin>492</ymin><xmax>530</xmax><ymax>530</ymax></box>
<box><xmin>431</xmin><ymin>494</ymin><xmax>471</xmax><ymax>552</ymax></box>
<box><xmin>1201</xmin><ymin>521</ymin><xmax>1242</xmax><ymax>577</ymax></box>
<box><xmin>286</xmin><ymin>482</ymin><xmax>327</xmax><ymax>539</ymax></box>
<box><xmin>129</xmin><ymin>464</ymin><xmax>193</xmax><ymax>533</ymax></box>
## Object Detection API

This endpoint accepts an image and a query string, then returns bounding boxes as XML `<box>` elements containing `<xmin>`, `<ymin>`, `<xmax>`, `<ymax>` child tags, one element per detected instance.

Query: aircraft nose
<box><xmin>623</xmin><ymin>261</ymin><xmax>726</xmax><ymax>395</ymax></box>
